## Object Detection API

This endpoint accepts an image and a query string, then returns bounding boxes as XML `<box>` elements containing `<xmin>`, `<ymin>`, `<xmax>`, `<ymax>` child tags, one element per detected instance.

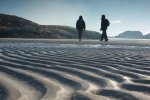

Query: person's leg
<box><xmin>78</xmin><ymin>30</ymin><xmax>80</xmax><ymax>41</ymax></box>
<box><xmin>79</xmin><ymin>30</ymin><xmax>82</xmax><ymax>41</ymax></box>
<box><xmin>79</xmin><ymin>33</ymin><xmax>81</xmax><ymax>41</ymax></box>
<box><xmin>80</xmin><ymin>31</ymin><xmax>83</xmax><ymax>41</ymax></box>
<box><xmin>103</xmin><ymin>30</ymin><xmax>108</xmax><ymax>41</ymax></box>
<box><xmin>101</xmin><ymin>30</ymin><xmax>104</xmax><ymax>41</ymax></box>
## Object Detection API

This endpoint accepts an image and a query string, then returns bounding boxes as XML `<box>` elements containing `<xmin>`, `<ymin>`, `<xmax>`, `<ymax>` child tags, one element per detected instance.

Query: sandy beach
<box><xmin>0</xmin><ymin>39</ymin><xmax>150</xmax><ymax>100</ymax></box>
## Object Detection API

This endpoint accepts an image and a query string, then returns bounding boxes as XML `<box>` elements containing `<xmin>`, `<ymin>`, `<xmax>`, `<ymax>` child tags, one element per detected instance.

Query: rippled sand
<box><xmin>0</xmin><ymin>39</ymin><xmax>150</xmax><ymax>100</ymax></box>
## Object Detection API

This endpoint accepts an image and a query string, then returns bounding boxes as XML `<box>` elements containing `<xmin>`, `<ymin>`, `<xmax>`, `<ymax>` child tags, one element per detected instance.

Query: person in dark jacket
<box><xmin>76</xmin><ymin>16</ymin><xmax>86</xmax><ymax>41</ymax></box>
<box><xmin>100</xmin><ymin>15</ymin><xmax>110</xmax><ymax>42</ymax></box>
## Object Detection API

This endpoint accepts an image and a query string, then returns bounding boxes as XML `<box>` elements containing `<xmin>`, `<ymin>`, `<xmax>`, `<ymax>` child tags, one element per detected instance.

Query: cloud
<box><xmin>145</xmin><ymin>30</ymin><xmax>150</xmax><ymax>34</ymax></box>
<box><xmin>117</xmin><ymin>30</ymin><xmax>125</xmax><ymax>34</ymax></box>
<box><xmin>111</xmin><ymin>20</ymin><xmax>122</xmax><ymax>24</ymax></box>
<box><xmin>97</xmin><ymin>22</ymin><xmax>100</xmax><ymax>25</ymax></box>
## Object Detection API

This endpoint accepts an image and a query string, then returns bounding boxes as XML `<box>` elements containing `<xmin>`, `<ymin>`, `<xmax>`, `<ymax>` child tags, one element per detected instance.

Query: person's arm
<box><xmin>76</xmin><ymin>21</ymin><xmax>78</xmax><ymax>29</ymax></box>
<box><xmin>83</xmin><ymin>21</ymin><xmax>86</xmax><ymax>31</ymax></box>
<box><xmin>100</xmin><ymin>21</ymin><xmax>102</xmax><ymax>31</ymax></box>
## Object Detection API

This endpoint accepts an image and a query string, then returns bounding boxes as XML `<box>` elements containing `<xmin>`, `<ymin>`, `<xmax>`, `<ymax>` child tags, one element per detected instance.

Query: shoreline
<box><xmin>0</xmin><ymin>38</ymin><xmax>150</xmax><ymax>46</ymax></box>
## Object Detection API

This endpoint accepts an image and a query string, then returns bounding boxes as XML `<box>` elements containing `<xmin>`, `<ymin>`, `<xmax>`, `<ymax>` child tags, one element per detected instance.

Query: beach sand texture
<box><xmin>0</xmin><ymin>39</ymin><xmax>150</xmax><ymax>100</ymax></box>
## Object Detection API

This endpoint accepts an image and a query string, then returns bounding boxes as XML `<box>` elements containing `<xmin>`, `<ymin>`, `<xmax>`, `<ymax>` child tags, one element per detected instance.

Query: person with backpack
<box><xmin>100</xmin><ymin>15</ymin><xmax>110</xmax><ymax>42</ymax></box>
<box><xmin>76</xmin><ymin>16</ymin><xmax>86</xmax><ymax>41</ymax></box>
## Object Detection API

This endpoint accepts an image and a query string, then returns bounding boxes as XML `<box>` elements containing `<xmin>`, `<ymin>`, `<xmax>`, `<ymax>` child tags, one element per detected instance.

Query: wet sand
<box><xmin>0</xmin><ymin>39</ymin><xmax>150</xmax><ymax>100</ymax></box>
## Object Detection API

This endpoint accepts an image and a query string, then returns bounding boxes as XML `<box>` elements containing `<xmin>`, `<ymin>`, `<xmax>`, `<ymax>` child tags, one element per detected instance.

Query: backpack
<box><xmin>105</xmin><ymin>19</ymin><xmax>110</xmax><ymax>27</ymax></box>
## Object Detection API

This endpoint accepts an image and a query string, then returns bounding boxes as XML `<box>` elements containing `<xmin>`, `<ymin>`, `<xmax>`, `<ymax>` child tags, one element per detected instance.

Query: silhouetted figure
<box><xmin>76</xmin><ymin>16</ymin><xmax>86</xmax><ymax>41</ymax></box>
<box><xmin>100</xmin><ymin>15</ymin><xmax>110</xmax><ymax>42</ymax></box>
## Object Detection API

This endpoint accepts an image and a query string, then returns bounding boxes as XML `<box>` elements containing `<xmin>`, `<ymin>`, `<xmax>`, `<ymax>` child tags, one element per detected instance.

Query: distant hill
<box><xmin>143</xmin><ymin>33</ymin><xmax>150</xmax><ymax>39</ymax></box>
<box><xmin>115</xmin><ymin>31</ymin><xmax>143</xmax><ymax>39</ymax></box>
<box><xmin>0</xmin><ymin>14</ymin><xmax>100</xmax><ymax>39</ymax></box>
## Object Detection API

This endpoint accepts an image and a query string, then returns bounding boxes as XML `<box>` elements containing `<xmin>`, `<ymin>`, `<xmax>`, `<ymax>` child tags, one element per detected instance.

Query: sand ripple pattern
<box><xmin>0</xmin><ymin>41</ymin><xmax>150</xmax><ymax>100</ymax></box>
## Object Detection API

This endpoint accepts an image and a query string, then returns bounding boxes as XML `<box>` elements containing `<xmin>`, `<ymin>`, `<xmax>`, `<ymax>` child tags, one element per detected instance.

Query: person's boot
<box><xmin>79</xmin><ymin>38</ymin><xmax>81</xmax><ymax>41</ymax></box>
<box><xmin>105</xmin><ymin>39</ymin><xmax>108</xmax><ymax>42</ymax></box>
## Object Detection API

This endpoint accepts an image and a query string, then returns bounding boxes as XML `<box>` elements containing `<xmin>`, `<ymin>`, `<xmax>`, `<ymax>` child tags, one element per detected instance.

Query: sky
<box><xmin>0</xmin><ymin>0</ymin><xmax>150</xmax><ymax>36</ymax></box>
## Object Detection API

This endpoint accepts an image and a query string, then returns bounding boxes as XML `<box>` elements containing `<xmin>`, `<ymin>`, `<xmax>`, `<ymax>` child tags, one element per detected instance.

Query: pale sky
<box><xmin>0</xmin><ymin>0</ymin><xmax>150</xmax><ymax>36</ymax></box>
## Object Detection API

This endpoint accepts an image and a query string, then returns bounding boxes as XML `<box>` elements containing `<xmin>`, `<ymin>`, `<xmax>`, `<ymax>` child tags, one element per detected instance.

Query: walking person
<box><xmin>100</xmin><ymin>15</ymin><xmax>110</xmax><ymax>42</ymax></box>
<box><xmin>76</xmin><ymin>16</ymin><xmax>86</xmax><ymax>41</ymax></box>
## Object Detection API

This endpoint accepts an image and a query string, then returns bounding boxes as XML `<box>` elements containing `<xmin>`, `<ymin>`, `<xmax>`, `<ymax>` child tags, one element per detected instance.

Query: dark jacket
<box><xmin>101</xmin><ymin>19</ymin><xmax>109</xmax><ymax>30</ymax></box>
<box><xmin>76</xmin><ymin>19</ymin><xmax>86</xmax><ymax>31</ymax></box>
